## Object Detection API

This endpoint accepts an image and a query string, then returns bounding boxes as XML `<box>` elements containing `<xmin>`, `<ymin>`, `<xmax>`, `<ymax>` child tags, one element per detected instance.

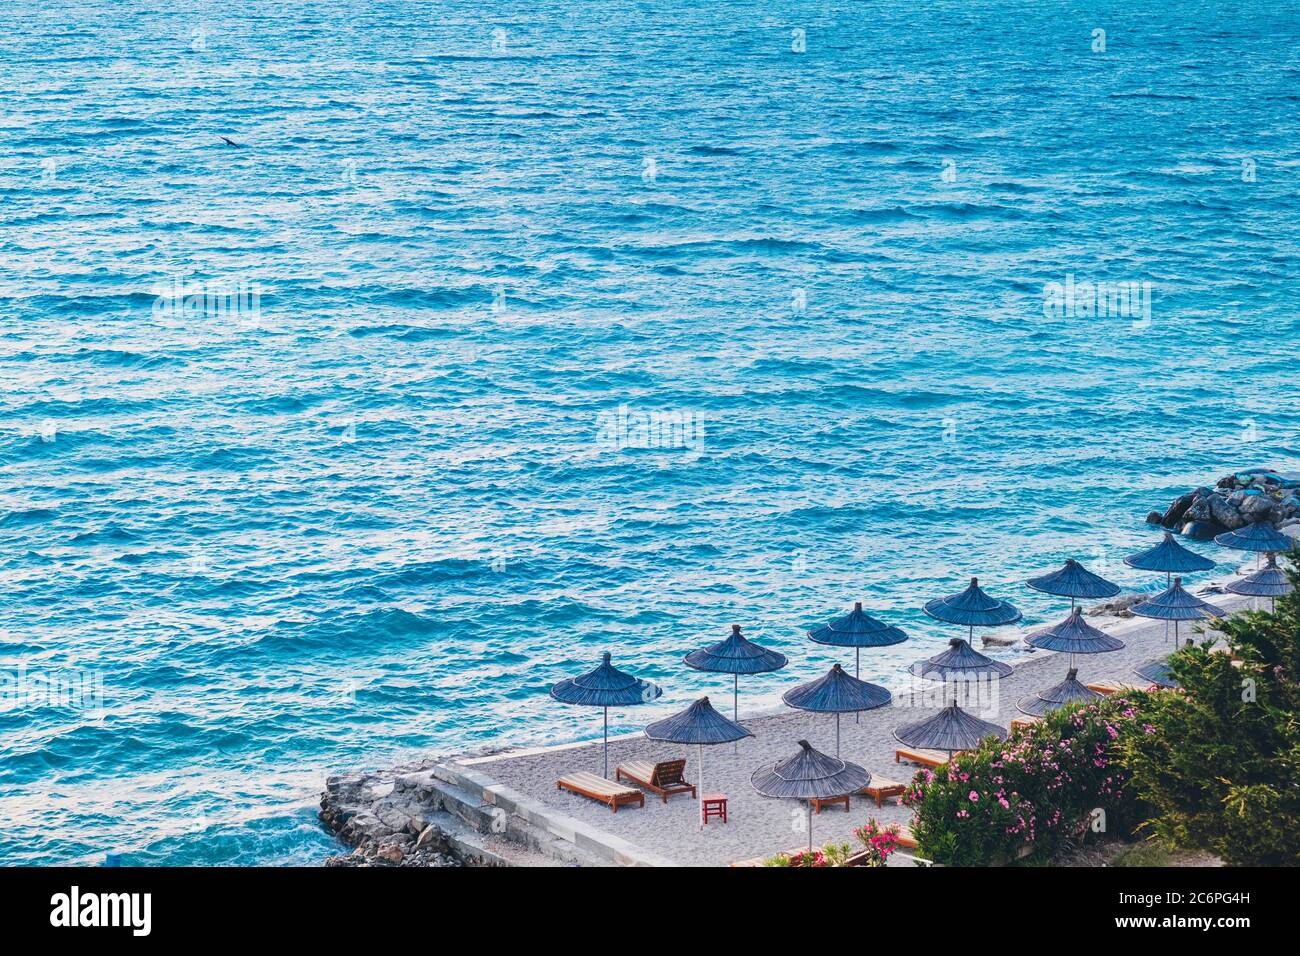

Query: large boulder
<box><xmin>376</xmin><ymin>844</ymin><xmax>405</xmax><ymax>865</ymax></box>
<box><xmin>1186</xmin><ymin>497</ymin><xmax>1213</xmax><ymax>522</ymax></box>
<box><xmin>1240</xmin><ymin>494</ymin><xmax>1275</xmax><ymax>519</ymax></box>
<box><xmin>1086</xmin><ymin>593</ymin><xmax>1145</xmax><ymax>618</ymax></box>
<box><xmin>1208</xmin><ymin>493</ymin><xmax>1246</xmax><ymax>530</ymax></box>
<box><xmin>1182</xmin><ymin>520</ymin><xmax>1224</xmax><ymax>541</ymax></box>
<box><xmin>1161</xmin><ymin>492</ymin><xmax>1196</xmax><ymax>529</ymax></box>
<box><xmin>1185</xmin><ymin>520</ymin><xmax>1222</xmax><ymax>541</ymax></box>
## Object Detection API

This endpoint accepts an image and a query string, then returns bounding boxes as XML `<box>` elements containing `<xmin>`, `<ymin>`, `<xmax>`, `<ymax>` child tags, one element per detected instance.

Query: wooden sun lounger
<box><xmin>895</xmin><ymin>747</ymin><xmax>951</xmax><ymax>768</ymax></box>
<box><xmin>557</xmin><ymin>771</ymin><xmax>645</xmax><ymax>813</ymax></box>
<box><xmin>1011</xmin><ymin>716</ymin><xmax>1043</xmax><ymax>732</ymax></box>
<box><xmin>810</xmin><ymin>794</ymin><xmax>850</xmax><ymax>814</ymax></box>
<box><xmin>861</xmin><ymin>776</ymin><xmax>908</xmax><ymax>807</ymax></box>
<box><xmin>1086</xmin><ymin>679</ymin><xmax>1143</xmax><ymax>696</ymax></box>
<box><xmin>616</xmin><ymin>759</ymin><xmax>697</xmax><ymax>802</ymax></box>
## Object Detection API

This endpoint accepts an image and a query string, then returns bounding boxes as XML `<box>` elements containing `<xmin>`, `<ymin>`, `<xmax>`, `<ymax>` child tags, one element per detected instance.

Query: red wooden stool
<box><xmin>702</xmin><ymin>793</ymin><xmax>728</xmax><ymax>824</ymax></box>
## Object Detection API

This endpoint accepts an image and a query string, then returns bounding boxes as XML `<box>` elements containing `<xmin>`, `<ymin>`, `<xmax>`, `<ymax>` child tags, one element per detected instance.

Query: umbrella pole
<box><xmin>698</xmin><ymin>743</ymin><xmax>705</xmax><ymax>830</ymax></box>
<box><xmin>734</xmin><ymin>674</ymin><xmax>740</xmax><ymax>755</ymax></box>
<box><xmin>1067</xmin><ymin>600</ymin><xmax>1074</xmax><ymax>672</ymax></box>
<box><xmin>1170</xmin><ymin>572</ymin><xmax>1180</xmax><ymax>647</ymax></box>
<box><xmin>807</xmin><ymin>802</ymin><xmax>813</xmax><ymax>853</ymax></box>
<box><xmin>835</xmin><ymin>713</ymin><xmax>841</xmax><ymax>758</ymax></box>
<box><xmin>855</xmin><ymin>648</ymin><xmax>861</xmax><ymax>724</ymax></box>
<box><xmin>603</xmin><ymin>706</ymin><xmax>609</xmax><ymax>778</ymax></box>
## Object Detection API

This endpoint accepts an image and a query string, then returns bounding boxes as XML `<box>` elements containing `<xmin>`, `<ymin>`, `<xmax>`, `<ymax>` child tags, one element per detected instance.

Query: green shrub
<box><xmin>1120</xmin><ymin>550</ymin><xmax>1300</xmax><ymax>865</ymax></box>
<box><xmin>762</xmin><ymin>843</ymin><xmax>850</xmax><ymax>867</ymax></box>
<box><xmin>760</xmin><ymin>819</ymin><xmax>902</xmax><ymax>867</ymax></box>
<box><xmin>904</xmin><ymin>694</ymin><xmax>1146</xmax><ymax>866</ymax></box>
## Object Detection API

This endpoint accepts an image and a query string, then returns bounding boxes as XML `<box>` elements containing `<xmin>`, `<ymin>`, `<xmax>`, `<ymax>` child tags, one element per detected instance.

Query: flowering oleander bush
<box><xmin>904</xmin><ymin>695</ymin><xmax>1147</xmax><ymax>866</ymax></box>
<box><xmin>1120</xmin><ymin>550</ymin><xmax>1300</xmax><ymax>865</ymax></box>
<box><xmin>852</xmin><ymin>819</ymin><xmax>901</xmax><ymax>867</ymax></box>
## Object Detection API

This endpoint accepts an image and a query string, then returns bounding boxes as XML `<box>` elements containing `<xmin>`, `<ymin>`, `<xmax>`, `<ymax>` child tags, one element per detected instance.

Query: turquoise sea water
<box><xmin>2</xmin><ymin>0</ymin><xmax>1298</xmax><ymax>865</ymax></box>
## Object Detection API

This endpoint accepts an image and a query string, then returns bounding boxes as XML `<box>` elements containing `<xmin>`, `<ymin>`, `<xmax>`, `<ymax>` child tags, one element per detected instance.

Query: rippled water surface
<box><xmin>2</xmin><ymin>0</ymin><xmax>1298</xmax><ymax>864</ymax></box>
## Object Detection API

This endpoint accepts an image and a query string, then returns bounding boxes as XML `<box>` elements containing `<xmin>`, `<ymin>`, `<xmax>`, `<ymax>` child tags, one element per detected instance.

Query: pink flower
<box><xmin>968</xmin><ymin>791</ymin><xmax>979</xmax><ymax>802</ymax></box>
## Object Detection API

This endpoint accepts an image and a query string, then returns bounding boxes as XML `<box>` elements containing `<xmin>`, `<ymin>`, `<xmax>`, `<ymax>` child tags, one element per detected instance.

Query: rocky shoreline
<box><xmin>318</xmin><ymin>755</ymin><xmax>582</xmax><ymax>867</ymax></box>
<box><xmin>320</xmin><ymin>768</ymin><xmax>465</xmax><ymax>867</ymax></box>
<box><xmin>1145</xmin><ymin>469</ymin><xmax>1300</xmax><ymax>541</ymax></box>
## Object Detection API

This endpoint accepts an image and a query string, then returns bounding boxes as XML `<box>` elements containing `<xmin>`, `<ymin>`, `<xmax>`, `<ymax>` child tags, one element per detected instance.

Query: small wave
<box><xmin>71</xmin><ymin>526</ymin><xmax>139</xmax><ymax>545</ymax></box>
<box><xmin>838</xmin><ymin>205</ymin><xmax>921</xmax><ymax>224</ymax></box>
<box><xmin>69</xmin><ymin>348</ymin><xmax>182</xmax><ymax>370</ymax></box>
<box><xmin>0</xmin><ymin>507</ymin><xmax>58</xmax><ymax>528</ymax></box>
<box><xmin>1109</xmin><ymin>90</ymin><xmax>1197</xmax><ymax>101</ymax></box>
<box><xmin>687</xmin><ymin>144</ymin><xmax>741</xmax><ymax>156</ymax></box>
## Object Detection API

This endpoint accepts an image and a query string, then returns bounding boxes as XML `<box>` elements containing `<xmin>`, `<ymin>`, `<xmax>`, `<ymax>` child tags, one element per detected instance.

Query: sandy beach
<box><xmin>454</xmin><ymin>579</ymin><xmax>1255</xmax><ymax>866</ymax></box>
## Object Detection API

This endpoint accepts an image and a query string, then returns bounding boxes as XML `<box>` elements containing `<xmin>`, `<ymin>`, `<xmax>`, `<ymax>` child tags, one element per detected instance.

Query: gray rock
<box><xmin>1161</xmin><ymin>492</ymin><xmax>1195</xmax><ymax>529</ymax></box>
<box><xmin>342</xmin><ymin>809</ymin><xmax>383</xmax><ymax>834</ymax></box>
<box><xmin>980</xmin><ymin>631</ymin><xmax>1019</xmax><ymax>647</ymax></box>
<box><xmin>415</xmin><ymin>824</ymin><xmax>442</xmax><ymax>850</ymax></box>
<box><xmin>1182</xmin><ymin>520</ymin><xmax>1223</xmax><ymax>541</ymax></box>
<box><xmin>1086</xmin><ymin>593</ymin><xmax>1144</xmax><ymax>618</ymax></box>
<box><xmin>375</xmin><ymin>804</ymin><xmax>413</xmax><ymax>833</ymax></box>
<box><xmin>1240</xmin><ymin>494</ymin><xmax>1275</xmax><ymax>518</ymax></box>
<box><xmin>1208</xmin><ymin>494</ymin><xmax>1246</xmax><ymax>530</ymax></box>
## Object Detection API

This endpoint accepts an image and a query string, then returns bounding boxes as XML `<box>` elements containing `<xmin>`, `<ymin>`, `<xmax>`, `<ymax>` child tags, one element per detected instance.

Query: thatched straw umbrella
<box><xmin>808</xmin><ymin>602</ymin><xmax>907</xmax><ymax>723</ymax></box>
<box><xmin>751</xmin><ymin>739</ymin><xmax>871</xmax><ymax>853</ymax></box>
<box><xmin>782</xmin><ymin>663</ymin><xmax>891</xmax><ymax>756</ymax></box>
<box><xmin>1225</xmin><ymin>554</ymin><xmax>1293</xmax><ymax>611</ymax></box>
<box><xmin>1130</xmin><ymin>577</ymin><xmax>1225</xmax><ymax>646</ymax></box>
<box><xmin>549</xmin><ymin>652</ymin><xmax>661</xmax><ymax>778</ymax></box>
<box><xmin>645</xmin><ymin>697</ymin><xmax>752</xmax><ymax>829</ymax></box>
<box><xmin>684</xmin><ymin>625</ymin><xmax>786</xmax><ymax>729</ymax></box>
